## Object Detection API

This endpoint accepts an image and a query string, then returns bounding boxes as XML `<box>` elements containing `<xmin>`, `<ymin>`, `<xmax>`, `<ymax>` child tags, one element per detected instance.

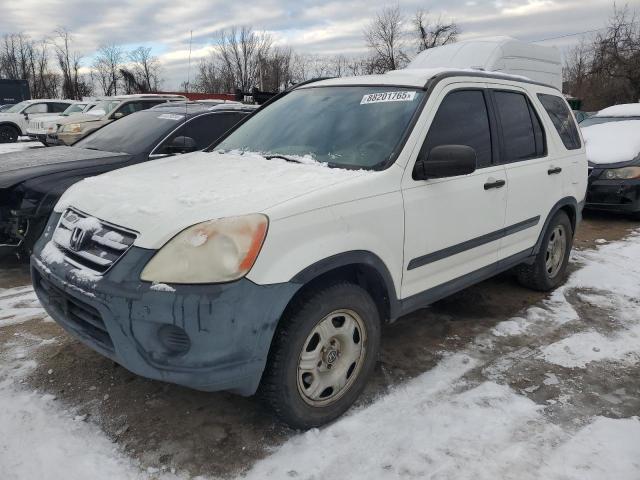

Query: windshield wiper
<box><xmin>264</xmin><ymin>154</ymin><xmax>303</xmax><ymax>164</ymax></box>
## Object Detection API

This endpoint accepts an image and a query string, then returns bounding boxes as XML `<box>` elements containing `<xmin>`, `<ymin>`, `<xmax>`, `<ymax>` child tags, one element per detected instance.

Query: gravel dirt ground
<box><xmin>1</xmin><ymin>211</ymin><xmax>639</xmax><ymax>478</ymax></box>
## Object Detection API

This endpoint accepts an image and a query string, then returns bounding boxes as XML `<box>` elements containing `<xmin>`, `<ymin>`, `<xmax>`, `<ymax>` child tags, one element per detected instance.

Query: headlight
<box><xmin>140</xmin><ymin>214</ymin><xmax>269</xmax><ymax>284</ymax></box>
<box><xmin>602</xmin><ymin>166</ymin><xmax>640</xmax><ymax>180</ymax></box>
<box><xmin>62</xmin><ymin>123</ymin><xmax>84</xmax><ymax>133</ymax></box>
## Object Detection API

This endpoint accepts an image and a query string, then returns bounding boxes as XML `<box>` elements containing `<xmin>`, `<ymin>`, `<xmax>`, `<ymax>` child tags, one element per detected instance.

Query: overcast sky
<box><xmin>1</xmin><ymin>0</ymin><xmax>637</xmax><ymax>89</ymax></box>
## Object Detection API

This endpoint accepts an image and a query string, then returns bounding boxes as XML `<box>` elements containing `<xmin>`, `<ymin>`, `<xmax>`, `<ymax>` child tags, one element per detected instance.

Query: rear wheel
<box><xmin>516</xmin><ymin>211</ymin><xmax>573</xmax><ymax>291</ymax></box>
<box><xmin>260</xmin><ymin>282</ymin><xmax>381</xmax><ymax>429</ymax></box>
<box><xmin>0</xmin><ymin>125</ymin><xmax>19</xmax><ymax>143</ymax></box>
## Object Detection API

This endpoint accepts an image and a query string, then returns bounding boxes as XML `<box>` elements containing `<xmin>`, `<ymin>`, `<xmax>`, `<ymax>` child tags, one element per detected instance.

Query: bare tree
<box><xmin>217</xmin><ymin>26</ymin><xmax>272</xmax><ymax>92</ymax></box>
<box><xmin>363</xmin><ymin>6</ymin><xmax>409</xmax><ymax>73</ymax></box>
<box><xmin>413</xmin><ymin>10</ymin><xmax>459</xmax><ymax>52</ymax></box>
<box><xmin>92</xmin><ymin>43</ymin><xmax>124</xmax><ymax>95</ymax></box>
<box><xmin>53</xmin><ymin>28</ymin><xmax>90</xmax><ymax>99</ymax></box>
<box><xmin>128</xmin><ymin>46</ymin><xmax>162</xmax><ymax>92</ymax></box>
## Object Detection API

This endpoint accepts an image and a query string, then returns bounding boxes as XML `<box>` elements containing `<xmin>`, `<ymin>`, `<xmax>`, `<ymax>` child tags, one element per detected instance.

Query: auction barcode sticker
<box><xmin>361</xmin><ymin>91</ymin><xmax>416</xmax><ymax>105</ymax></box>
<box><xmin>157</xmin><ymin>113</ymin><xmax>184</xmax><ymax>121</ymax></box>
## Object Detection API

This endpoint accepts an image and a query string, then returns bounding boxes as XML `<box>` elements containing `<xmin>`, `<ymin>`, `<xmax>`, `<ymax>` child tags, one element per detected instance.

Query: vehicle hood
<box><xmin>582</xmin><ymin>120</ymin><xmax>640</xmax><ymax>165</ymax></box>
<box><xmin>0</xmin><ymin>112</ymin><xmax>19</xmax><ymax>121</ymax></box>
<box><xmin>56</xmin><ymin>150</ymin><xmax>371</xmax><ymax>249</ymax></box>
<box><xmin>0</xmin><ymin>146</ymin><xmax>132</xmax><ymax>189</ymax></box>
<box><xmin>58</xmin><ymin>113</ymin><xmax>106</xmax><ymax>125</ymax></box>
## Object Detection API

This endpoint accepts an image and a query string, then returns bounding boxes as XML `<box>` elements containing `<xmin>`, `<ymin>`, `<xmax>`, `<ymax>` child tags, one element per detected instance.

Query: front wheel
<box><xmin>0</xmin><ymin>125</ymin><xmax>19</xmax><ymax>143</ymax></box>
<box><xmin>260</xmin><ymin>282</ymin><xmax>381</xmax><ymax>429</ymax></box>
<box><xmin>516</xmin><ymin>211</ymin><xmax>573</xmax><ymax>291</ymax></box>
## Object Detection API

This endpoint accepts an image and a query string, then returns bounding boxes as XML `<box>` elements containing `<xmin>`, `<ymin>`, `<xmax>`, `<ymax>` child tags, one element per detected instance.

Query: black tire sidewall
<box><xmin>0</xmin><ymin>125</ymin><xmax>19</xmax><ymax>143</ymax></box>
<box><xmin>267</xmin><ymin>283</ymin><xmax>381</xmax><ymax>429</ymax></box>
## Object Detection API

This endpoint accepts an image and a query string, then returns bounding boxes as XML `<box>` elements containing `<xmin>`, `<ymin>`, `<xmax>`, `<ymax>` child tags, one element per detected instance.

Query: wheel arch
<box><xmin>533</xmin><ymin>196</ymin><xmax>579</xmax><ymax>255</ymax></box>
<box><xmin>288</xmin><ymin>250</ymin><xmax>401</xmax><ymax>323</ymax></box>
<box><xmin>0</xmin><ymin>121</ymin><xmax>22</xmax><ymax>134</ymax></box>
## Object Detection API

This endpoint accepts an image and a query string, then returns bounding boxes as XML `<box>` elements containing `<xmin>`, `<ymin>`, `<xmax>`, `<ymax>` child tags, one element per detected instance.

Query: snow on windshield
<box><xmin>582</xmin><ymin>120</ymin><xmax>640</xmax><ymax>164</ymax></box>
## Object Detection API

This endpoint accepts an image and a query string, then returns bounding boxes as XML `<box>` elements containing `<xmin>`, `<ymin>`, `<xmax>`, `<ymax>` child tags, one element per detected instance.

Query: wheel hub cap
<box><xmin>296</xmin><ymin>309</ymin><xmax>367</xmax><ymax>407</ymax></box>
<box><xmin>545</xmin><ymin>224</ymin><xmax>567</xmax><ymax>278</ymax></box>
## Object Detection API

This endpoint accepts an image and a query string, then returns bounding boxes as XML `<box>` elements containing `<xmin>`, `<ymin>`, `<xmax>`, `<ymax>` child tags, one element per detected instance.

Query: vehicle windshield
<box><xmin>580</xmin><ymin>116</ymin><xmax>640</xmax><ymax>127</ymax></box>
<box><xmin>214</xmin><ymin>86</ymin><xmax>426</xmax><ymax>169</ymax></box>
<box><xmin>86</xmin><ymin>100</ymin><xmax>121</xmax><ymax>117</ymax></box>
<box><xmin>74</xmin><ymin>110</ymin><xmax>185</xmax><ymax>154</ymax></box>
<box><xmin>62</xmin><ymin>103</ymin><xmax>86</xmax><ymax>116</ymax></box>
<box><xmin>5</xmin><ymin>101</ymin><xmax>30</xmax><ymax>113</ymax></box>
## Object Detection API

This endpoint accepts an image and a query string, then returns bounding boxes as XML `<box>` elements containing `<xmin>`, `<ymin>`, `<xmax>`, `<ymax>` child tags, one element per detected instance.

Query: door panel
<box><xmin>401</xmin><ymin>85</ymin><xmax>507</xmax><ymax>299</ymax></box>
<box><xmin>488</xmin><ymin>86</ymin><xmax>556</xmax><ymax>259</ymax></box>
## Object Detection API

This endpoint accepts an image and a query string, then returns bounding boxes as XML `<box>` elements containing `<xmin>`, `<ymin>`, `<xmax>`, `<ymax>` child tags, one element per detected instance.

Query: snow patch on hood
<box><xmin>56</xmin><ymin>150</ymin><xmax>372</xmax><ymax>249</ymax></box>
<box><xmin>596</xmin><ymin>103</ymin><xmax>640</xmax><ymax>118</ymax></box>
<box><xmin>582</xmin><ymin>120</ymin><xmax>640</xmax><ymax>164</ymax></box>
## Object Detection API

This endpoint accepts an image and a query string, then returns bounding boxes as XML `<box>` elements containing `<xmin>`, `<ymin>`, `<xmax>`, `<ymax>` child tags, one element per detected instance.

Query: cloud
<box><xmin>1</xmin><ymin>0</ymin><xmax>633</xmax><ymax>89</ymax></box>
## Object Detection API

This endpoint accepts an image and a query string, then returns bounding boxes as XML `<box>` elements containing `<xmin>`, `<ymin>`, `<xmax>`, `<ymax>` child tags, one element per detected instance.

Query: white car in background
<box><xmin>0</xmin><ymin>99</ymin><xmax>75</xmax><ymax>143</ymax></box>
<box><xmin>26</xmin><ymin>101</ymin><xmax>99</xmax><ymax>145</ymax></box>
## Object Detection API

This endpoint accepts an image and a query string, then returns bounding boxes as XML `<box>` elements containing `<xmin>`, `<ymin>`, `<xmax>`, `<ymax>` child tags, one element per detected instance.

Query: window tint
<box><xmin>156</xmin><ymin>112</ymin><xmax>247</xmax><ymax>154</ymax></box>
<box><xmin>494</xmin><ymin>91</ymin><xmax>545</xmax><ymax>162</ymax></box>
<box><xmin>51</xmin><ymin>102</ymin><xmax>71</xmax><ymax>113</ymax></box>
<box><xmin>421</xmin><ymin>90</ymin><xmax>492</xmax><ymax>168</ymax></box>
<box><xmin>24</xmin><ymin>103</ymin><xmax>47</xmax><ymax>114</ymax></box>
<box><xmin>537</xmin><ymin>94</ymin><xmax>581</xmax><ymax>150</ymax></box>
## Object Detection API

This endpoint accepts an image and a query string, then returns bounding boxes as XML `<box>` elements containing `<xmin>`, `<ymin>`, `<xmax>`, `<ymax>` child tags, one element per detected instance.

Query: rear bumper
<box><xmin>585</xmin><ymin>177</ymin><xmax>640</xmax><ymax>214</ymax></box>
<box><xmin>31</xmin><ymin>213</ymin><xmax>300</xmax><ymax>395</ymax></box>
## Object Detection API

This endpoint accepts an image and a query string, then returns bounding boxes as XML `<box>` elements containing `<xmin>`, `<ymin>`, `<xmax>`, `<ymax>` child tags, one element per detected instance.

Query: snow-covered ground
<box><xmin>1</xmin><ymin>233</ymin><xmax>640</xmax><ymax>479</ymax></box>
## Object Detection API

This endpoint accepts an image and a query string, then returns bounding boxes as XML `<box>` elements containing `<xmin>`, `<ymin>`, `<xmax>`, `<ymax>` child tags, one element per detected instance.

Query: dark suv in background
<box><xmin>0</xmin><ymin>102</ymin><xmax>256</xmax><ymax>257</ymax></box>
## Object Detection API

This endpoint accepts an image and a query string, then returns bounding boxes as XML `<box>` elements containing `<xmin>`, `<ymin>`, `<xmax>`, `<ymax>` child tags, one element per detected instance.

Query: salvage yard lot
<box><xmin>1</xmin><ymin>207</ymin><xmax>639</xmax><ymax>479</ymax></box>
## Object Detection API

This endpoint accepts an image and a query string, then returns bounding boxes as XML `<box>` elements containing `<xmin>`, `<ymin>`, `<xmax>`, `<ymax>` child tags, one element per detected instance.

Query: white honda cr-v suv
<box><xmin>32</xmin><ymin>68</ymin><xmax>587</xmax><ymax>428</ymax></box>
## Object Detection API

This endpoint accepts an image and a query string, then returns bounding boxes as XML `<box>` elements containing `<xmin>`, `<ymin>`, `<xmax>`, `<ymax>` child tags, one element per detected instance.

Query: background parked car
<box><xmin>582</xmin><ymin>104</ymin><xmax>640</xmax><ymax>217</ymax></box>
<box><xmin>26</xmin><ymin>101</ymin><xmax>99</xmax><ymax>145</ymax></box>
<box><xmin>54</xmin><ymin>94</ymin><xmax>186</xmax><ymax>145</ymax></box>
<box><xmin>0</xmin><ymin>102</ymin><xmax>256</xmax><ymax>257</ymax></box>
<box><xmin>0</xmin><ymin>99</ymin><xmax>75</xmax><ymax>143</ymax></box>
<box><xmin>579</xmin><ymin>104</ymin><xmax>640</xmax><ymax>127</ymax></box>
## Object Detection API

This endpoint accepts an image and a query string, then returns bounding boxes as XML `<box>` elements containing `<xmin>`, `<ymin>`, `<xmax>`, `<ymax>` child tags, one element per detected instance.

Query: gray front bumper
<box><xmin>31</xmin><ymin>213</ymin><xmax>300</xmax><ymax>395</ymax></box>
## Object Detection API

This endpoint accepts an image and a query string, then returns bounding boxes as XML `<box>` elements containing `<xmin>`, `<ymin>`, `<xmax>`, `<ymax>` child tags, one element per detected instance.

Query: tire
<box><xmin>516</xmin><ymin>210</ymin><xmax>573</xmax><ymax>291</ymax></box>
<box><xmin>260</xmin><ymin>282</ymin><xmax>381</xmax><ymax>429</ymax></box>
<box><xmin>0</xmin><ymin>125</ymin><xmax>19</xmax><ymax>143</ymax></box>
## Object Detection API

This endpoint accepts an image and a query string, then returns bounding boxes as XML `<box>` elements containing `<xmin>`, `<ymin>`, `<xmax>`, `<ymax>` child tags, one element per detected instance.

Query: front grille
<box><xmin>53</xmin><ymin>208</ymin><xmax>137</xmax><ymax>274</ymax></box>
<box><xmin>35</xmin><ymin>273</ymin><xmax>114</xmax><ymax>352</ymax></box>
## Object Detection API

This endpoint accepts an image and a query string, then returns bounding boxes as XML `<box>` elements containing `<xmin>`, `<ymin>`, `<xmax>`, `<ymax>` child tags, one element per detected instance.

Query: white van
<box><xmin>32</xmin><ymin>67</ymin><xmax>587</xmax><ymax>428</ymax></box>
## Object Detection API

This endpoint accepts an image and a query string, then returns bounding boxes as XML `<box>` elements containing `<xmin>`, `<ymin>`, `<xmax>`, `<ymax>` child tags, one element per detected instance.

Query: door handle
<box><xmin>484</xmin><ymin>179</ymin><xmax>506</xmax><ymax>190</ymax></box>
<box><xmin>548</xmin><ymin>167</ymin><xmax>562</xmax><ymax>175</ymax></box>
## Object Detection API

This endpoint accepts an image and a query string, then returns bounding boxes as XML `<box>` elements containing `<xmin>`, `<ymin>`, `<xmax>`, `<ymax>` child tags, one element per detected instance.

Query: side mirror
<box><xmin>166</xmin><ymin>136</ymin><xmax>197</xmax><ymax>154</ymax></box>
<box><xmin>413</xmin><ymin>145</ymin><xmax>477</xmax><ymax>180</ymax></box>
<box><xmin>112</xmin><ymin>112</ymin><xmax>125</xmax><ymax>120</ymax></box>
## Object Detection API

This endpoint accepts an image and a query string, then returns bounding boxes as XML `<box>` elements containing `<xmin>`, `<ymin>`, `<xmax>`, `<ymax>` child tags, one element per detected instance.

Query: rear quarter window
<box><xmin>537</xmin><ymin>94</ymin><xmax>582</xmax><ymax>150</ymax></box>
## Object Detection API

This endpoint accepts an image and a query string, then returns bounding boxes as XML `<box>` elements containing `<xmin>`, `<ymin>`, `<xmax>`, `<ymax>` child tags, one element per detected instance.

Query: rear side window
<box><xmin>51</xmin><ymin>103</ymin><xmax>71</xmax><ymax>113</ymax></box>
<box><xmin>494</xmin><ymin>91</ymin><xmax>546</xmax><ymax>162</ymax></box>
<box><xmin>421</xmin><ymin>90</ymin><xmax>493</xmax><ymax>168</ymax></box>
<box><xmin>157</xmin><ymin>112</ymin><xmax>247</xmax><ymax>154</ymax></box>
<box><xmin>537</xmin><ymin>94</ymin><xmax>581</xmax><ymax>150</ymax></box>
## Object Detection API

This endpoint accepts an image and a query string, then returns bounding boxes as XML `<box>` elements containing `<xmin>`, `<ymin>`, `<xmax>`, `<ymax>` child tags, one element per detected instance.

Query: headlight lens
<box><xmin>602</xmin><ymin>166</ymin><xmax>640</xmax><ymax>180</ymax></box>
<box><xmin>62</xmin><ymin>123</ymin><xmax>84</xmax><ymax>133</ymax></box>
<box><xmin>140</xmin><ymin>214</ymin><xmax>269</xmax><ymax>284</ymax></box>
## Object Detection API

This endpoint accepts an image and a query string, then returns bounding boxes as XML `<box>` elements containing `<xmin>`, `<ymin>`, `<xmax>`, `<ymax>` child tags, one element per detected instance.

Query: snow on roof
<box><xmin>582</xmin><ymin>120</ymin><xmax>640</xmax><ymax>164</ymax></box>
<box><xmin>595</xmin><ymin>104</ymin><xmax>640</xmax><ymax>118</ymax></box>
